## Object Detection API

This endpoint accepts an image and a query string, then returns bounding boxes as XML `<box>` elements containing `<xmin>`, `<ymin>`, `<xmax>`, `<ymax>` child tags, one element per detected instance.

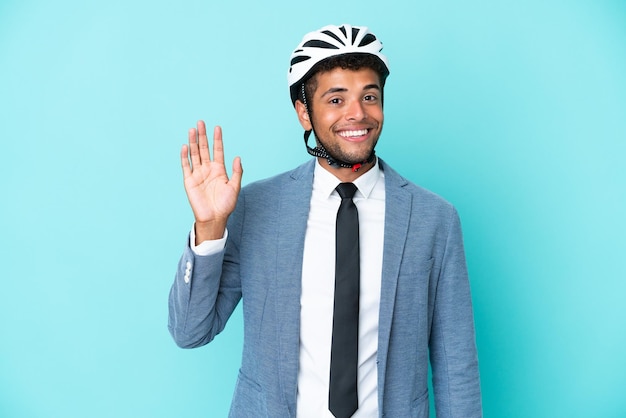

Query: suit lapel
<box><xmin>376</xmin><ymin>159</ymin><xmax>412</xmax><ymax>406</ymax></box>
<box><xmin>274</xmin><ymin>160</ymin><xmax>315</xmax><ymax>415</ymax></box>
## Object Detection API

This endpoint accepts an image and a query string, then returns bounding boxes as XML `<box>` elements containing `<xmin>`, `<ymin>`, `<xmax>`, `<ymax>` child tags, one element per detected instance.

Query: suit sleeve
<box><xmin>167</xmin><ymin>193</ymin><xmax>245</xmax><ymax>349</ymax></box>
<box><xmin>429</xmin><ymin>207</ymin><xmax>482</xmax><ymax>417</ymax></box>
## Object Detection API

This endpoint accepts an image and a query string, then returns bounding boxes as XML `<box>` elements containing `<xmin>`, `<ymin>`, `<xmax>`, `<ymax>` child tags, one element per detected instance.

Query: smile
<box><xmin>337</xmin><ymin>129</ymin><xmax>369</xmax><ymax>138</ymax></box>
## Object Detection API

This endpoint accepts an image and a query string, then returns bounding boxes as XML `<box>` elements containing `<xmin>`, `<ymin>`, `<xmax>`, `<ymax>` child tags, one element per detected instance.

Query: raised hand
<box><xmin>181</xmin><ymin>120</ymin><xmax>243</xmax><ymax>243</ymax></box>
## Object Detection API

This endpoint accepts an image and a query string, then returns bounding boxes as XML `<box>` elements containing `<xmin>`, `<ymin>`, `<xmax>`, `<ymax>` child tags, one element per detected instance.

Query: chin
<box><xmin>334</xmin><ymin>149</ymin><xmax>375</xmax><ymax>165</ymax></box>
<box><xmin>315</xmin><ymin>134</ymin><xmax>378</xmax><ymax>164</ymax></box>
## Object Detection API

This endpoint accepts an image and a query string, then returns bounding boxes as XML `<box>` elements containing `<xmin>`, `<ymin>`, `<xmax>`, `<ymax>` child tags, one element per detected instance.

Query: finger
<box><xmin>197</xmin><ymin>120</ymin><xmax>211</xmax><ymax>163</ymax></box>
<box><xmin>229</xmin><ymin>156</ymin><xmax>243</xmax><ymax>191</ymax></box>
<box><xmin>188</xmin><ymin>127</ymin><xmax>201</xmax><ymax>169</ymax></box>
<box><xmin>181</xmin><ymin>144</ymin><xmax>192</xmax><ymax>178</ymax></box>
<box><xmin>212</xmin><ymin>125</ymin><xmax>225</xmax><ymax>164</ymax></box>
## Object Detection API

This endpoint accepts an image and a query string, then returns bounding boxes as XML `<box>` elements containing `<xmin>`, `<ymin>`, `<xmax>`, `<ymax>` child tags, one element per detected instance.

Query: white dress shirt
<box><xmin>190</xmin><ymin>159</ymin><xmax>386</xmax><ymax>417</ymax></box>
<box><xmin>297</xmin><ymin>160</ymin><xmax>385</xmax><ymax>418</ymax></box>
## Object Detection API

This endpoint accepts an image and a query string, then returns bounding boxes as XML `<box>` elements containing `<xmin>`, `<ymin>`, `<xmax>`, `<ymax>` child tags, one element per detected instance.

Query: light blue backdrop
<box><xmin>1</xmin><ymin>0</ymin><xmax>625</xmax><ymax>417</ymax></box>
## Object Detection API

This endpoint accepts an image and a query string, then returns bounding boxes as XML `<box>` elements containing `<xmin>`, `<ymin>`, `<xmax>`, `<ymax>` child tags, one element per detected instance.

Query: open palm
<box><xmin>181</xmin><ymin>121</ymin><xmax>243</xmax><ymax>240</ymax></box>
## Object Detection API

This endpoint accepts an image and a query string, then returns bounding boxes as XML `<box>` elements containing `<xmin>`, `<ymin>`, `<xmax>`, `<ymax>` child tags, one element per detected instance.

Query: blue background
<box><xmin>1</xmin><ymin>0</ymin><xmax>625</xmax><ymax>417</ymax></box>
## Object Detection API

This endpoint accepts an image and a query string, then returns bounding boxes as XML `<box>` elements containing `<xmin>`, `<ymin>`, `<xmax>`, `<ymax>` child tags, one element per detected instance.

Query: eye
<box><xmin>363</xmin><ymin>94</ymin><xmax>378</xmax><ymax>102</ymax></box>
<box><xmin>329</xmin><ymin>97</ymin><xmax>343</xmax><ymax>105</ymax></box>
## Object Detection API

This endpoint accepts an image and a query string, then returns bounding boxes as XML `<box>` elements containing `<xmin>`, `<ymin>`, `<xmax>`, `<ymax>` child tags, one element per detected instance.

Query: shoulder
<box><xmin>379</xmin><ymin>158</ymin><xmax>456</xmax><ymax>216</ymax></box>
<box><xmin>239</xmin><ymin>159</ymin><xmax>315</xmax><ymax>199</ymax></box>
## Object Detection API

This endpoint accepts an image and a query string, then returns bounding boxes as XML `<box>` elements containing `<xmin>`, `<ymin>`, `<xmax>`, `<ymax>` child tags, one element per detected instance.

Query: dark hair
<box><xmin>301</xmin><ymin>53</ymin><xmax>388</xmax><ymax>111</ymax></box>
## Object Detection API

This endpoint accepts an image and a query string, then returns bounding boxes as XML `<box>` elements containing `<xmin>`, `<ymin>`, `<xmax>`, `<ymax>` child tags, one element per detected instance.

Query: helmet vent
<box><xmin>359</xmin><ymin>33</ymin><xmax>376</xmax><ymax>47</ymax></box>
<box><xmin>321</xmin><ymin>30</ymin><xmax>346</xmax><ymax>46</ymax></box>
<box><xmin>290</xmin><ymin>55</ymin><xmax>311</xmax><ymax>67</ymax></box>
<box><xmin>303</xmin><ymin>40</ymin><xmax>339</xmax><ymax>49</ymax></box>
<box><xmin>351</xmin><ymin>27</ymin><xmax>359</xmax><ymax>44</ymax></box>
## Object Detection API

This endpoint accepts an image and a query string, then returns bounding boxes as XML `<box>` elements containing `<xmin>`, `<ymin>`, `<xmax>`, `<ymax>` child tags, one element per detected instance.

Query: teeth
<box><xmin>338</xmin><ymin>129</ymin><xmax>368</xmax><ymax>138</ymax></box>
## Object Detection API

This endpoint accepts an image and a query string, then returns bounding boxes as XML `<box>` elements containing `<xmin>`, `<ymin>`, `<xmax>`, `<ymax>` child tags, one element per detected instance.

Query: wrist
<box><xmin>194</xmin><ymin>219</ymin><xmax>227</xmax><ymax>243</ymax></box>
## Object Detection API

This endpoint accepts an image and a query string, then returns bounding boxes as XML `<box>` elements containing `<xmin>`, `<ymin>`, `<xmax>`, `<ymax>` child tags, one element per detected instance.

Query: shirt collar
<box><xmin>313</xmin><ymin>157</ymin><xmax>381</xmax><ymax>199</ymax></box>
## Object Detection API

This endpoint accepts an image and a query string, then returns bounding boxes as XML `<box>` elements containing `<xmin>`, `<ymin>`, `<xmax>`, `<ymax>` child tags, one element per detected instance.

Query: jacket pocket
<box><xmin>399</xmin><ymin>256</ymin><xmax>434</xmax><ymax>276</ymax></box>
<box><xmin>228</xmin><ymin>370</ymin><xmax>268</xmax><ymax>418</ymax></box>
<box><xmin>410</xmin><ymin>389</ymin><xmax>429</xmax><ymax>417</ymax></box>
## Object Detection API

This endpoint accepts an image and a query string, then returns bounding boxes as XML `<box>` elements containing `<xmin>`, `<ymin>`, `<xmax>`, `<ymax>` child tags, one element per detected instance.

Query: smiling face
<box><xmin>296</xmin><ymin>67</ymin><xmax>384</xmax><ymax>179</ymax></box>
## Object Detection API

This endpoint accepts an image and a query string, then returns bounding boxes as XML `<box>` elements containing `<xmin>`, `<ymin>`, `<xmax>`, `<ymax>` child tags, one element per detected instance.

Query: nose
<box><xmin>345</xmin><ymin>99</ymin><xmax>366</xmax><ymax>121</ymax></box>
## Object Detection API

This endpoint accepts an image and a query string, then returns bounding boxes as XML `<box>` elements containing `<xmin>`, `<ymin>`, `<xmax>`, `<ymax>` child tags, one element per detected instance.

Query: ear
<box><xmin>295</xmin><ymin>100</ymin><xmax>312</xmax><ymax>131</ymax></box>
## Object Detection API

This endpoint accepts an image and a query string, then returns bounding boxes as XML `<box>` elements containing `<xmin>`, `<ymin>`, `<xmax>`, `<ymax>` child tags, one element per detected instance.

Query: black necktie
<box><xmin>329</xmin><ymin>182</ymin><xmax>360</xmax><ymax>418</ymax></box>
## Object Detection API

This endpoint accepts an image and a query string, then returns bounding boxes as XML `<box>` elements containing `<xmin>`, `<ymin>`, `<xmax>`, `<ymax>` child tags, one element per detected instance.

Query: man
<box><xmin>169</xmin><ymin>24</ymin><xmax>481</xmax><ymax>417</ymax></box>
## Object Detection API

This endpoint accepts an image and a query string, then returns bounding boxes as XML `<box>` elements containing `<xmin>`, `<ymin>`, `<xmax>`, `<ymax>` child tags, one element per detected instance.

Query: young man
<box><xmin>169</xmin><ymin>24</ymin><xmax>482</xmax><ymax>417</ymax></box>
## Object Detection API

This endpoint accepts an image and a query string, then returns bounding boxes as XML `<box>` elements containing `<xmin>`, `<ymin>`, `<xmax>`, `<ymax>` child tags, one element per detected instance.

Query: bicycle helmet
<box><xmin>287</xmin><ymin>24</ymin><xmax>390</xmax><ymax>171</ymax></box>
<box><xmin>288</xmin><ymin>24</ymin><xmax>390</xmax><ymax>105</ymax></box>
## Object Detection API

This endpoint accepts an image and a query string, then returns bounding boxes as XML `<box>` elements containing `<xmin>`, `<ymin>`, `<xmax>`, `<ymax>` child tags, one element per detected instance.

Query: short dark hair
<box><xmin>300</xmin><ymin>53</ymin><xmax>388</xmax><ymax>110</ymax></box>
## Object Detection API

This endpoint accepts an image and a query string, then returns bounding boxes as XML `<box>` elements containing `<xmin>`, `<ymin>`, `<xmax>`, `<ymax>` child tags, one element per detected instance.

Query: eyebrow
<box><xmin>320</xmin><ymin>84</ymin><xmax>381</xmax><ymax>98</ymax></box>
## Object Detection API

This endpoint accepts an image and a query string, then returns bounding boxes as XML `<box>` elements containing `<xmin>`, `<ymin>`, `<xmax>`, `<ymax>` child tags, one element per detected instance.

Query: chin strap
<box><xmin>303</xmin><ymin>129</ymin><xmax>375</xmax><ymax>172</ymax></box>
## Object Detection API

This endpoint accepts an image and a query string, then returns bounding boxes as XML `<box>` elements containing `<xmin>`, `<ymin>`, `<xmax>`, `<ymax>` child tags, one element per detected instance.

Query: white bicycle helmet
<box><xmin>288</xmin><ymin>24</ymin><xmax>390</xmax><ymax>105</ymax></box>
